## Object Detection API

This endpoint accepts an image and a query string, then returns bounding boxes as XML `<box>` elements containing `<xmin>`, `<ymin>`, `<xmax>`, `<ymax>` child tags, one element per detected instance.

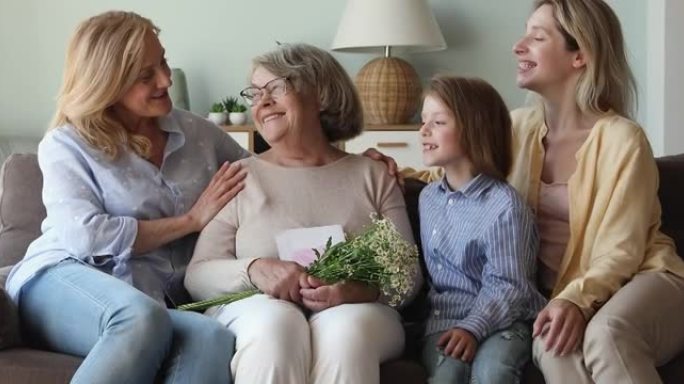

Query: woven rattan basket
<box><xmin>355</xmin><ymin>57</ymin><xmax>422</xmax><ymax>125</ymax></box>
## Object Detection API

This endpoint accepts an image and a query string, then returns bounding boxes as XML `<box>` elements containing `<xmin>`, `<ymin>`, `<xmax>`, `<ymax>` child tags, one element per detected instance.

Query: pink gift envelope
<box><xmin>275</xmin><ymin>225</ymin><xmax>346</xmax><ymax>267</ymax></box>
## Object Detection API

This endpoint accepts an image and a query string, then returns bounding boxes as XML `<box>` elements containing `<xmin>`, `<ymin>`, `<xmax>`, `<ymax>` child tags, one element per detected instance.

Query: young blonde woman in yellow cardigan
<box><xmin>406</xmin><ymin>0</ymin><xmax>684</xmax><ymax>382</ymax></box>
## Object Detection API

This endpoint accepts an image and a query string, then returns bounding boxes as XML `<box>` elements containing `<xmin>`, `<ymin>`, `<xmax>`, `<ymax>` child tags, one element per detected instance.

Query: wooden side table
<box><xmin>222</xmin><ymin>124</ymin><xmax>423</xmax><ymax>169</ymax></box>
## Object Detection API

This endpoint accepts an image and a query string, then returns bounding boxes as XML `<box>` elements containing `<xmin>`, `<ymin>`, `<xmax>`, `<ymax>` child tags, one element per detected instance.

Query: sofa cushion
<box><xmin>0</xmin><ymin>154</ymin><xmax>45</xmax><ymax>269</ymax></box>
<box><xmin>0</xmin><ymin>348</ymin><xmax>79</xmax><ymax>383</ymax></box>
<box><xmin>657</xmin><ymin>154</ymin><xmax>684</xmax><ymax>256</ymax></box>
<box><xmin>0</xmin><ymin>154</ymin><xmax>43</xmax><ymax>351</ymax></box>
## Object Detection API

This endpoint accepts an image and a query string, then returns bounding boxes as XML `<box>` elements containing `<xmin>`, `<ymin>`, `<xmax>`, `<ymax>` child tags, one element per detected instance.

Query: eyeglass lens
<box><xmin>240</xmin><ymin>77</ymin><xmax>288</xmax><ymax>106</ymax></box>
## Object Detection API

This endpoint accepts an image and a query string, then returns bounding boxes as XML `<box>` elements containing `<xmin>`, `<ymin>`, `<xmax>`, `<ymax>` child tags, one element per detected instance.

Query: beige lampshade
<box><xmin>332</xmin><ymin>0</ymin><xmax>446</xmax><ymax>124</ymax></box>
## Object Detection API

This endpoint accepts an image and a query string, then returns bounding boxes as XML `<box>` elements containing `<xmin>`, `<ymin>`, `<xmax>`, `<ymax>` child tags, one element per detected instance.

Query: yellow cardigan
<box><xmin>402</xmin><ymin>107</ymin><xmax>684</xmax><ymax>318</ymax></box>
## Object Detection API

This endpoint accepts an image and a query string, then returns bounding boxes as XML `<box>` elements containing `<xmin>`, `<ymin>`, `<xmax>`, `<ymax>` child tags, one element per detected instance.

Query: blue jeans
<box><xmin>19</xmin><ymin>260</ymin><xmax>234</xmax><ymax>384</ymax></box>
<box><xmin>421</xmin><ymin>321</ymin><xmax>532</xmax><ymax>384</ymax></box>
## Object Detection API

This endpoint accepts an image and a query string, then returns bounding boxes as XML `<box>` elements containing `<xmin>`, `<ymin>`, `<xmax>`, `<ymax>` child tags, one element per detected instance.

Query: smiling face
<box><xmin>249</xmin><ymin>66</ymin><xmax>321</xmax><ymax>147</ymax></box>
<box><xmin>419</xmin><ymin>94</ymin><xmax>465</xmax><ymax>168</ymax></box>
<box><xmin>512</xmin><ymin>4</ymin><xmax>584</xmax><ymax>96</ymax></box>
<box><xmin>112</xmin><ymin>32</ymin><xmax>172</xmax><ymax>124</ymax></box>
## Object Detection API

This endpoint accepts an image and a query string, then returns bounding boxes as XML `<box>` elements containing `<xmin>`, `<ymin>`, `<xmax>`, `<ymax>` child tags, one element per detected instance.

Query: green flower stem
<box><xmin>177</xmin><ymin>289</ymin><xmax>260</xmax><ymax>312</ymax></box>
<box><xmin>179</xmin><ymin>216</ymin><xmax>418</xmax><ymax>311</ymax></box>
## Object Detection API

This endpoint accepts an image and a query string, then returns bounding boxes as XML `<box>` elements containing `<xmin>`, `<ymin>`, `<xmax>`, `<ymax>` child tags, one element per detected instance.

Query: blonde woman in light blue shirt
<box><xmin>5</xmin><ymin>11</ymin><xmax>247</xmax><ymax>384</ymax></box>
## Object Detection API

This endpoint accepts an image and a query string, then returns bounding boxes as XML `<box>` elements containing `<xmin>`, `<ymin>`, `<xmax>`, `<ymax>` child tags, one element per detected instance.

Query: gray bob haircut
<box><xmin>251</xmin><ymin>43</ymin><xmax>363</xmax><ymax>142</ymax></box>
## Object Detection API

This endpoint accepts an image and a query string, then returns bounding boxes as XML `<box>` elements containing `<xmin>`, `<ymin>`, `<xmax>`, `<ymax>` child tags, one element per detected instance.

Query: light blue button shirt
<box><xmin>420</xmin><ymin>174</ymin><xmax>547</xmax><ymax>341</ymax></box>
<box><xmin>6</xmin><ymin>108</ymin><xmax>250</xmax><ymax>304</ymax></box>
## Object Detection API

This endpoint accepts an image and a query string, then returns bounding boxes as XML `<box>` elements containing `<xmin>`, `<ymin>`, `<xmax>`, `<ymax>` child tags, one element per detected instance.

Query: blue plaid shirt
<box><xmin>420</xmin><ymin>174</ymin><xmax>546</xmax><ymax>341</ymax></box>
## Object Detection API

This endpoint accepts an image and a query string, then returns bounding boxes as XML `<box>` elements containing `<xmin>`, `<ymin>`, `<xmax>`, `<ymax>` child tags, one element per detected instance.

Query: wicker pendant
<box><xmin>355</xmin><ymin>57</ymin><xmax>422</xmax><ymax>125</ymax></box>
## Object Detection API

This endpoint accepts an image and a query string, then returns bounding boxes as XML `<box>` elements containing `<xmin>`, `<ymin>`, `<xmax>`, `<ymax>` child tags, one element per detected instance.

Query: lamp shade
<box><xmin>331</xmin><ymin>0</ymin><xmax>446</xmax><ymax>125</ymax></box>
<box><xmin>331</xmin><ymin>0</ymin><xmax>446</xmax><ymax>53</ymax></box>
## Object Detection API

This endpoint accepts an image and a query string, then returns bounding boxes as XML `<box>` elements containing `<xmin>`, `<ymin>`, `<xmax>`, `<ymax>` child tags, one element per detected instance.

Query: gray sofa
<box><xmin>0</xmin><ymin>154</ymin><xmax>81</xmax><ymax>383</ymax></box>
<box><xmin>1</xmin><ymin>153</ymin><xmax>684</xmax><ymax>383</ymax></box>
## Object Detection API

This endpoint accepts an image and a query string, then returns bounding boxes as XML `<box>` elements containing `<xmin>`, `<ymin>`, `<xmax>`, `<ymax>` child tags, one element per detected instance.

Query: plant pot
<box><xmin>229</xmin><ymin>112</ymin><xmax>247</xmax><ymax>125</ymax></box>
<box><xmin>207</xmin><ymin>112</ymin><xmax>227</xmax><ymax>125</ymax></box>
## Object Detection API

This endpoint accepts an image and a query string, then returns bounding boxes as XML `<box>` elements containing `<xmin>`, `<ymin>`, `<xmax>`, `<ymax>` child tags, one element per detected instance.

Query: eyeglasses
<box><xmin>239</xmin><ymin>77</ymin><xmax>289</xmax><ymax>106</ymax></box>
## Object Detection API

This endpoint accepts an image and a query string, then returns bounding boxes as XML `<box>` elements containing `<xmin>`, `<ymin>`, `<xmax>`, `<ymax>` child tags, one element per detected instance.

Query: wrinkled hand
<box><xmin>248</xmin><ymin>259</ymin><xmax>305</xmax><ymax>303</ymax></box>
<box><xmin>361</xmin><ymin>148</ymin><xmax>404</xmax><ymax>189</ymax></box>
<box><xmin>533</xmin><ymin>299</ymin><xmax>586</xmax><ymax>356</ymax></box>
<box><xmin>437</xmin><ymin>328</ymin><xmax>478</xmax><ymax>362</ymax></box>
<box><xmin>187</xmin><ymin>162</ymin><xmax>246</xmax><ymax>232</ymax></box>
<box><xmin>299</xmin><ymin>276</ymin><xmax>379</xmax><ymax>312</ymax></box>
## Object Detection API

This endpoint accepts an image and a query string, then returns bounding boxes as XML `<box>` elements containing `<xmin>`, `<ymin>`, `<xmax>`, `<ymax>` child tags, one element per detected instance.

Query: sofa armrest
<box><xmin>0</xmin><ymin>265</ymin><xmax>21</xmax><ymax>349</ymax></box>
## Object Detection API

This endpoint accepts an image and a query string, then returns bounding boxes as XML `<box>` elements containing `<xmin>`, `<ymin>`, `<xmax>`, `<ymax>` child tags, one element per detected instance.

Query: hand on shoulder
<box><xmin>186</xmin><ymin>161</ymin><xmax>246</xmax><ymax>231</ymax></box>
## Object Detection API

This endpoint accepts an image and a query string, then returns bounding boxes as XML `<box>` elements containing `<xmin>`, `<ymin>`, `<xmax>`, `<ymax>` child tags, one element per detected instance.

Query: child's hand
<box><xmin>437</xmin><ymin>328</ymin><xmax>478</xmax><ymax>362</ymax></box>
<box><xmin>533</xmin><ymin>298</ymin><xmax>586</xmax><ymax>356</ymax></box>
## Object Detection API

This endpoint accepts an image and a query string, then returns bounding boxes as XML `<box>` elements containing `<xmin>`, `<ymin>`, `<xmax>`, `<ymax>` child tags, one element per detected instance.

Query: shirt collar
<box><xmin>438</xmin><ymin>173</ymin><xmax>495</xmax><ymax>198</ymax></box>
<box><xmin>157</xmin><ymin>109</ymin><xmax>186</xmax><ymax>156</ymax></box>
<box><xmin>158</xmin><ymin>110</ymin><xmax>183</xmax><ymax>134</ymax></box>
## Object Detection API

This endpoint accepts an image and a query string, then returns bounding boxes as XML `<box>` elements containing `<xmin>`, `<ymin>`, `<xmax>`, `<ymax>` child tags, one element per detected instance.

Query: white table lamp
<box><xmin>332</xmin><ymin>0</ymin><xmax>446</xmax><ymax>125</ymax></box>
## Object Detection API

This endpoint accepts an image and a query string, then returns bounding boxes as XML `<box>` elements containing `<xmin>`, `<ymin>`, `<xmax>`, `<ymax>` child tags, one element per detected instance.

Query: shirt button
<box><xmin>434</xmin><ymin>310</ymin><xmax>441</xmax><ymax>316</ymax></box>
<box><xmin>448</xmin><ymin>199</ymin><xmax>454</xmax><ymax>205</ymax></box>
<box><xmin>437</xmin><ymin>264</ymin><xmax>443</xmax><ymax>270</ymax></box>
<box><xmin>432</xmin><ymin>229</ymin><xmax>437</xmax><ymax>235</ymax></box>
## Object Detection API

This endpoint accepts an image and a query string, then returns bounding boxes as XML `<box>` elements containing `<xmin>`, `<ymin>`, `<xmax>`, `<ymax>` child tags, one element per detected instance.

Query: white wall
<box><xmin>1</xmin><ymin>0</ymin><xmax>667</xmax><ymax>152</ymax></box>
<box><xmin>642</xmin><ymin>0</ymin><xmax>684</xmax><ymax>156</ymax></box>
<box><xmin>0</xmin><ymin>0</ymin><xmax>530</xmax><ymax>138</ymax></box>
<box><xmin>608</xmin><ymin>0</ymin><xmax>648</xmax><ymax>136</ymax></box>
<box><xmin>663</xmin><ymin>0</ymin><xmax>684</xmax><ymax>156</ymax></box>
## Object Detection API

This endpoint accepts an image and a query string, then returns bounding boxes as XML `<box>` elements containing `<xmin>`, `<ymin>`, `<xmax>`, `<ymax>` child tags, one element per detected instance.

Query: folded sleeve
<box><xmin>399</xmin><ymin>166</ymin><xmax>443</xmax><ymax>183</ymax></box>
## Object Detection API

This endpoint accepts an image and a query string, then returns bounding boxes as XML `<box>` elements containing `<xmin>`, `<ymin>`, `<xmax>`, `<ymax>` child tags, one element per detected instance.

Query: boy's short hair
<box><xmin>426</xmin><ymin>76</ymin><xmax>512</xmax><ymax>180</ymax></box>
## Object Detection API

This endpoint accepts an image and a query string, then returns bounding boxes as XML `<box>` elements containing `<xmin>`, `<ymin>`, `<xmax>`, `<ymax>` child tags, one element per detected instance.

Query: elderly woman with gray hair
<box><xmin>184</xmin><ymin>43</ymin><xmax>422</xmax><ymax>384</ymax></box>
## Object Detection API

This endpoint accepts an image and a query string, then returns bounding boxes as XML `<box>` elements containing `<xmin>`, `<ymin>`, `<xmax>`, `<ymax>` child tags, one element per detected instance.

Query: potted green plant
<box><xmin>207</xmin><ymin>102</ymin><xmax>227</xmax><ymax>125</ymax></box>
<box><xmin>223</xmin><ymin>97</ymin><xmax>248</xmax><ymax>125</ymax></box>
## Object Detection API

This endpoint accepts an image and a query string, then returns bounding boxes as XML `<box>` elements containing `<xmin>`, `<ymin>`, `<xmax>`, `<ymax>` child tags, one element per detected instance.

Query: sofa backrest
<box><xmin>0</xmin><ymin>153</ymin><xmax>683</xmax><ymax>270</ymax></box>
<box><xmin>656</xmin><ymin>154</ymin><xmax>684</xmax><ymax>253</ymax></box>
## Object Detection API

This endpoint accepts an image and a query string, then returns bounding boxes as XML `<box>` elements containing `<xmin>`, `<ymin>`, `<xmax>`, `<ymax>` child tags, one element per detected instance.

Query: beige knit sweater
<box><xmin>185</xmin><ymin>154</ymin><xmax>422</xmax><ymax>308</ymax></box>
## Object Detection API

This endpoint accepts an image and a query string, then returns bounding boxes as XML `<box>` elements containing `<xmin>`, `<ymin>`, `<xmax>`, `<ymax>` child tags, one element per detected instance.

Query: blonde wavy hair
<box><xmin>533</xmin><ymin>0</ymin><xmax>637</xmax><ymax>118</ymax></box>
<box><xmin>251</xmin><ymin>43</ymin><xmax>363</xmax><ymax>142</ymax></box>
<box><xmin>50</xmin><ymin>11</ymin><xmax>159</xmax><ymax>159</ymax></box>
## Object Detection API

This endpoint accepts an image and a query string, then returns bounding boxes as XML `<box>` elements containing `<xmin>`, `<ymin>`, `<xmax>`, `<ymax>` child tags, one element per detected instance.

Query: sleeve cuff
<box><xmin>553</xmin><ymin>289</ymin><xmax>597</xmax><ymax>320</ymax></box>
<box><xmin>455</xmin><ymin>315</ymin><xmax>489</xmax><ymax>341</ymax></box>
<box><xmin>227</xmin><ymin>257</ymin><xmax>260</xmax><ymax>291</ymax></box>
<box><xmin>245</xmin><ymin>258</ymin><xmax>260</xmax><ymax>289</ymax></box>
<box><xmin>110</xmin><ymin>217</ymin><xmax>138</xmax><ymax>284</ymax></box>
<box><xmin>111</xmin><ymin>248</ymin><xmax>133</xmax><ymax>284</ymax></box>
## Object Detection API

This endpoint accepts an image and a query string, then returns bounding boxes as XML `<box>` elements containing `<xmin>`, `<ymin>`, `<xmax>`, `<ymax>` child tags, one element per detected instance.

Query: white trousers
<box><xmin>210</xmin><ymin>294</ymin><xmax>405</xmax><ymax>384</ymax></box>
